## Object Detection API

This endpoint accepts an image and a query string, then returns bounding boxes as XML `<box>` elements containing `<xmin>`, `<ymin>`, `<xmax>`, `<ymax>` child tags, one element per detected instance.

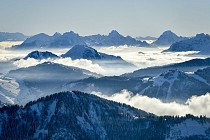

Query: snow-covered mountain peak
<box><xmin>24</xmin><ymin>51</ymin><xmax>59</xmax><ymax>60</ymax></box>
<box><xmin>61</xmin><ymin>45</ymin><xmax>101</xmax><ymax>60</ymax></box>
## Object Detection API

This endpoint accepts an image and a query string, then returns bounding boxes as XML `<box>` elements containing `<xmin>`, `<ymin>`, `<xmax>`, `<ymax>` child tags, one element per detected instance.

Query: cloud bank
<box><xmin>92</xmin><ymin>90</ymin><xmax>210</xmax><ymax>117</ymax></box>
<box><xmin>13</xmin><ymin>58</ymin><xmax>105</xmax><ymax>75</ymax></box>
<box><xmin>98</xmin><ymin>46</ymin><xmax>204</xmax><ymax>69</ymax></box>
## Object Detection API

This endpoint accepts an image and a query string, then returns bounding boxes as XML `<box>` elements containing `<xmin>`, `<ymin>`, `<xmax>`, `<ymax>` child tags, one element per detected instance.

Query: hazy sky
<box><xmin>0</xmin><ymin>0</ymin><xmax>210</xmax><ymax>37</ymax></box>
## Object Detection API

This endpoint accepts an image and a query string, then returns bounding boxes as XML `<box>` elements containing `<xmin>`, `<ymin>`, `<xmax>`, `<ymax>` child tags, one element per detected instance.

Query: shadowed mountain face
<box><xmin>63</xmin><ymin>69</ymin><xmax>210</xmax><ymax>103</ymax></box>
<box><xmin>0</xmin><ymin>91</ymin><xmax>209</xmax><ymax>140</ymax></box>
<box><xmin>165</xmin><ymin>33</ymin><xmax>210</xmax><ymax>54</ymax></box>
<box><xmin>11</xmin><ymin>31</ymin><xmax>86</xmax><ymax>50</ymax></box>
<box><xmin>153</xmin><ymin>30</ymin><xmax>187</xmax><ymax>46</ymax></box>
<box><xmin>24</xmin><ymin>51</ymin><xmax>59</xmax><ymax>60</ymax></box>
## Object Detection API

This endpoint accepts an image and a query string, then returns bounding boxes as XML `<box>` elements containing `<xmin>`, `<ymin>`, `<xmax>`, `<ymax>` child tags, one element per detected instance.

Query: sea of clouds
<box><xmin>92</xmin><ymin>90</ymin><xmax>210</xmax><ymax>117</ymax></box>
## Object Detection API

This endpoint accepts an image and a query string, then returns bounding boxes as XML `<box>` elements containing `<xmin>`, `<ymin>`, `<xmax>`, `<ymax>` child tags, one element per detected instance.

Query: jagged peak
<box><xmin>195</xmin><ymin>33</ymin><xmax>210</xmax><ymax>38</ymax></box>
<box><xmin>24</xmin><ymin>50</ymin><xmax>58</xmax><ymax>60</ymax></box>
<box><xmin>53</xmin><ymin>32</ymin><xmax>61</xmax><ymax>37</ymax></box>
<box><xmin>63</xmin><ymin>31</ymin><xmax>80</xmax><ymax>36</ymax></box>
<box><xmin>108</xmin><ymin>30</ymin><xmax>122</xmax><ymax>36</ymax></box>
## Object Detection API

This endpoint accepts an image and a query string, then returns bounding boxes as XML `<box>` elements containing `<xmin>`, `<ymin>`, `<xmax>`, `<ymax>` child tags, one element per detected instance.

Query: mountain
<box><xmin>63</xmin><ymin>69</ymin><xmax>210</xmax><ymax>103</ymax></box>
<box><xmin>61</xmin><ymin>45</ymin><xmax>136</xmax><ymax>69</ymax></box>
<box><xmin>136</xmin><ymin>36</ymin><xmax>157</xmax><ymax>41</ymax></box>
<box><xmin>122</xmin><ymin>57</ymin><xmax>210</xmax><ymax>77</ymax></box>
<box><xmin>62</xmin><ymin>76</ymin><xmax>151</xmax><ymax>96</ymax></box>
<box><xmin>24</xmin><ymin>51</ymin><xmax>59</xmax><ymax>60</ymax></box>
<box><xmin>83</xmin><ymin>30</ymin><xmax>149</xmax><ymax>46</ymax></box>
<box><xmin>1</xmin><ymin>62</ymin><xmax>100</xmax><ymax>105</ymax></box>
<box><xmin>140</xmin><ymin>70</ymin><xmax>210</xmax><ymax>102</ymax></box>
<box><xmin>49</xmin><ymin>31</ymin><xmax>86</xmax><ymax>47</ymax></box>
<box><xmin>0</xmin><ymin>61</ymin><xmax>17</xmax><ymax>74</ymax></box>
<box><xmin>153</xmin><ymin>30</ymin><xmax>187</xmax><ymax>46</ymax></box>
<box><xmin>165</xmin><ymin>33</ymin><xmax>210</xmax><ymax>54</ymax></box>
<box><xmin>62</xmin><ymin>45</ymin><xmax>123</xmax><ymax>60</ymax></box>
<box><xmin>10</xmin><ymin>30</ymin><xmax>150</xmax><ymax>50</ymax></box>
<box><xmin>0</xmin><ymin>91</ymin><xmax>210</xmax><ymax>140</ymax></box>
<box><xmin>11</xmin><ymin>31</ymin><xmax>86</xmax><ymax>50</ymax></box>
<box><xmin>0</xmin><ymin>32</ymin><xmax>28</xmax><ymax>42</ymax></box>
<box><xmin>195</xmin><ymin>67</ymin><xmax>210</xmax><ymax>83</ymax></box>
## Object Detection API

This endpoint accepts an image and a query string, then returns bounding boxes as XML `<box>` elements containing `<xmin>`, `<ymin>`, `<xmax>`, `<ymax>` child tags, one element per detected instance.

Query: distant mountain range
<box><xmin>63</xmin><ymin>68</ymin><xmax>210</xmax><ymax>103</ymax></box>
<box><xmin>1</xmin><ymin>57</ymin><xmax>210</xmax><ymax>104</ymax></box>
<box><xmin>83</xmin><ymin>30</ymin><xmax>149</xmax><ymax>46</ymax></box>
<box><xmin>11</xmin><ymin>31</ymin><xmax>86</xmax><ymax>49</ymax></box>
<box><xmin>10</xmin><ymin>30</ymin><xmax>149</xmax><ymax>50</ymax></box>
<box><xmin>136</xmin><ymin>36</ymin><xmax>157</xmax><ymax>41</ymax></box>
<box><xmin>0</xmin><ymin>91</ymin><xmax>210</xmax><ymax>140</ymax></box>
<box><xmin>153</xmin><ymin>30</ymin><xmax>188</xmax><ymax>46</ymax></box>
<box><xmin>0</xmin><ymin>32</ymin><xmax>28</xmax><ymax>42</ymax></box>
<box><xmin>7</xmin><ymin>30</ymin><xmax>200</xmax><ymax>49</ymax></box>
<box><xmin>165</xmin><ymin>33</ymin><xmax>210</xmax><ymax>54</ymax></box>
<box><xmin>122</xmin><ymin>57</ymin><xmax>210</xmax><ymax>77</ymax></box>
<box><xmin>23</xmin><ymin>45</ymin><xmax>136</xmax><ymax>70</ymax></box>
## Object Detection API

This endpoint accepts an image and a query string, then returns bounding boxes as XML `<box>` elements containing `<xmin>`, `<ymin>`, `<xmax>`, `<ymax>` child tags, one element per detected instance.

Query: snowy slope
<box><xmin>0</xmin><ymin>91</ymin><xmax>209</xmax><ymax>140</ymax></box>
<box><xmin>0</xmin><ymin>62</ymin><xmax>100</xmax><ymax>105</ymax></box>
<box><xmin>11</xmin><ymin>31</ymin><xmax>86</xmax><ymax>49</ymax></box>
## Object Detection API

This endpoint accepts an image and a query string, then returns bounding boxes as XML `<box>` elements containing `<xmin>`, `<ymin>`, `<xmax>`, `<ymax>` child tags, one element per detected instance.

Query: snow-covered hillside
<box><xmin>0</xmin><ymin>62</ymin><xmax>100</xmax><ymax>105</ymax></box>
<box><xmin>0</xmin><ymin>91</ymin><xmax>209</xmax><ymax>140</ymax></box>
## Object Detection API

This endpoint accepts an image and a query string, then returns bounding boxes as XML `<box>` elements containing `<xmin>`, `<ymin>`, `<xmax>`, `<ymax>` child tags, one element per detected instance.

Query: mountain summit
<box><xmin>62</xmin><ymin>45</ymin><xmax>122</xmax><ymax>61</ymax></box>
<box><xmin>24</xmin><ymin>51</ymin><xmax>59</xmax><ymax>60</ymax></box>
<box><xmin>153</xmin><ymin>30</ymin><xmax>187</xmax><ymax>46</ymax></box>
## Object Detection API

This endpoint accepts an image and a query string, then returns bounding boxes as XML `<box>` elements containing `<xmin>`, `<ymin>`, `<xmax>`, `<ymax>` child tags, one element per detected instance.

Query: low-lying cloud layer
<box><xmin>98</xmin><ymin>46</ymin><xmax>204</xmax><ymax>69</ymax></box>
<box><xmin>13</xmin><ymin>58</ymin><xmax>105</xmax><ymax>74</ymax></box>
<box><xmin>92</xmin><ymin>90</ymin><xmax>210</xmax><ymax>117</ymax></box>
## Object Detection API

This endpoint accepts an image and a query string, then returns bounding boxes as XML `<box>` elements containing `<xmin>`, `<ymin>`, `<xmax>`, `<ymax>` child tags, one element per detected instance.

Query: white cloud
<box><xmin>92</xmin><ymin>90</ymin><xmax>210</xmax><ymax>117</ymax></box>
<box><xmin>98</xmin><ymin>46</ymin><xmax>204</xmax><ymax>69</ymax></box>
<box><xmin>13</xmin><ymin>58</ymin><xmax>105</xmax><ymax>75</ymax></box>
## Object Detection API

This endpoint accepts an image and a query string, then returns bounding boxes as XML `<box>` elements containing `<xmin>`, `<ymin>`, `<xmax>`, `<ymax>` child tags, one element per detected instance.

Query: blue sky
<box><xmin>0</xmin><ymin>0</ymin><xmax>210</xmax><ymax>37</ymax></box>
